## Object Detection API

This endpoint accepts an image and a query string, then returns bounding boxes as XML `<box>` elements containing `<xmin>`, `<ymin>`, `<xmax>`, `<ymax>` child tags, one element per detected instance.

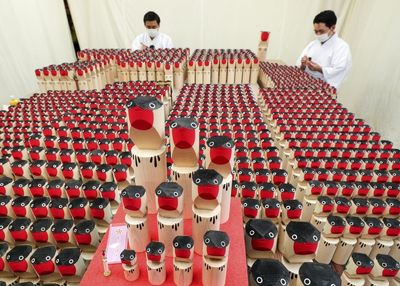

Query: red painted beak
<box><xmin>33</xmin><ymin>261</ymin><xmax>55</xmax><ymax>275</ymax></box>
<box><xmin>206</xmin><ymin>246</ymin><xmax>226</xmax><ymax>257</ymax></box>
<box><xmin>251</xmin><ymin>238</ymin><xmax>274</xmax><ymax>251</ymax></box>
<box><xmin>356</xmin><ymin>266</ymin><xmax>372</xmax><ymax>274</ymax></box>
<box><xmin>123</xmin><ymin>197</ymin><xmax>141</xmax><ymax>211</ymax></box>
<box><xmin>172</xmin><ymin>128</ymin><xmax>195</xmax><ymax>149</ymax></box>
<box><xmin>158</xmin><ymin>197</ymin><xmax>178</xmax><ymax>211</ymax></box>
<box><xmin>198</xmin><ymin>185</ymin><xmax>219</xmax><ymax>200</ymax></box>
<box><xmin>293</xmin><ymin>242</ymin><xmax>318</xmax><ymax>255</ymax></box>
<box><xmin>128</xmin><ymin>106</ymin><xmax>154</xmax><ymax>130</ymax></box>
<box><xmin>210</xmin><ymin>147</ymin><xmax>232</xmax><ymax>164</ymax></box>
<box><xmin>175</xmin><ymin>248</ymin><xmax>191</xmax><ymax>259</ymax></box>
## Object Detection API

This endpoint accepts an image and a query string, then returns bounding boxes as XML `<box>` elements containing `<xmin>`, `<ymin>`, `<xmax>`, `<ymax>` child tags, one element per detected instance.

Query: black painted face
<box><xmin>12</xmin><ymin>196</ymin><xmax>32</xmax><ymax>207</ymax></box>
<box><xmin>73</xmin><ymin>220</ymin><xmax>95</xmax><ymax>234</ymax></box>
<box><xmin>376</xmin><ymin>254</ymin><xmax>400</xmax><ymax>275</ymax></box>
<box><xmin>46</xmin><ymin>160</ymin><xmax>61</xmax><ymax>169</ymax></box>
<box><xmin>173</xmin><ymin>236</ymin><xmax>194</xmax><ymax>250</ymax></box>
<box><xmin>8</xmin><ymin>217</ymin><xmax>31</xmax><ymax>231</ymax></box>
<box><xmin>193</xmin><ymin>169</ymin><xmax>223</xmax><ymax>186</ymax></box>
<box><xmin>204</xmin><ymin>230</ymin><xmax>230</xmax><ymax>257</ymax></box>
<box><xmin>0</xmin><ymin>176</ymin><xmax>13</xmax><ymax>187</ymax></box>
<box><xmin>30</xmin><ymin>160</ymin><xmax>46</xmax><ymax>167</ymax></box>
<box><xmin>353</xmin><ymin>198</ymin><xmax>369</xmax><ymax>207</ymax></box>
<box><xmin>51</xmin><ymin>219</ymin><xmax>73</xmax><ymax>233</ymax></box>
<box><xmin>317</xmin><ymin>196</ymin><xmax>334</xmax><ymax>205</ymax></box>
<box><xmin>82</xmin><ymin>180</ymin><xmax>100</xmax><ymax>191</ymax></box>
<box><xmin>89</xmin><ymin>198</ymin><xmax>109</xmax><ymax>209</ymax></box>
<box><xmin>287</xmin><ymin>221</ymin><xmax>320</xmax><ymax>244</ymax></box>
<box><xmin>283</xmin><ymin>200</ymin><xmax>303</xmax><ymax>210</ymax></box>
<box><xmin>0</xmin><ymin>217</ymin><xmax>12</xmax><ymax>232</ymax></box>
<box><xmin>121</xmin><ymin>185</ymin><xmax>145</xmax><ymax>198</ymax></box>
<box><xmin>120</xmin><ymin>249</ymin><xmax>136</xmax><ymax>265</ymax></box>
<box><xmin>0</xmin><ymin>241</ymin><xmax>8</xmax><ymax>257</ymax></box>
<box><xmin>250</xmin><ymin>259</ymin><xmax>290</xmax><ymax>286</ymax></box>
<box><xmin>48</xmin><ymin>179</ymin><xmax>64</xmax><ymax>189</ymax></box>
<box><xmin>351</xmin><ymin>252</ymin><xmax>374</xmax><ymax>269</ymax></box>
<box><xmin>30</xmin><ymin>245</ymin><xmax>56</xmax><ymax>265</ymax></box>
<box><xmin>30</xmin><ymin>218</ymin><xmax>52</xmax><ymax>232</ymax></box>
<box><xmin>65</xmin><ymin>180</ymin><xmax>82</xmax><ymax>190</ymax></box>
<box><xmin>155</xmin><ymin>182</ymin><xmax>183</xmax><ymax>198</ymax></box>
<box><xmin>369</xmin><ymin>198</ymin><xmax>386</xmax><ymax>208</ymax></box>
<box><xmin>127</xmin><ymin>96</ymin><xmax>163</xmax><ymax>110</ymax></box>
<box><xmin>55</xmin><ymin>247</ymin><xmax>80</xmax><ymax>265</ymax></box>
<box><xmin>6</xmin><ymin>244</ymin><xmax>32</xmax><ymax>262</ymax></box>
<box><xmin>170</xmin><ymin>117</ymin><xmax>198</xmax><ymax>129</ymax></box>
<box><xmin>13</xmin><ymin>178</ymin><xmax>30</xmax><ymax>188</ymax></box>
<box><xmin>49</xmin><ymin>197</ymin><xmax>68</xmax><ymax>209</ymax></box>
<box><xmin>207</xmin><ymin>136</ymin><xmax>234</xmax><ymax>148</ymax></box>
<box><xmin>299</xmin><ymin>262</ymin><xmax>340</xmax><ymax>286</ymax></box>
<box><xmin>335</xmin><ymin>197</ymin><xmax>351</xmax><ymax>206</ymax></box>
<box><xmin>146</xmin><ymin>241</ymin><xmax>165</xmax><ymax>262</ymax></box>
<box><xmin>68</xmin><ymin>197</ymin><xmax>88</xmax><ymax>209</ymax></box>
<box><xmin>246</xmin><ymin>219</ymin><xmax>277</xmax><ymax>239</ymax></box>
<box><xmin>346</xmin><ymin>216</ymin><xmax>365</xmax><ymax>227</ymax></box>
<box><xmin>363</xmin><ymin>217</ymin><xmax>384</xmax><ymax>228</ymax></box>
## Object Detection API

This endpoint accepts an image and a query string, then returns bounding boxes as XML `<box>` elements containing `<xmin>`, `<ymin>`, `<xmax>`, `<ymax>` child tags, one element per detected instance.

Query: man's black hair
<box><xmin>313</xmin><ymin>10</ymin><xmax>337</xmax><ymax>28</ymax></box>
<box><xmin>144</xmin><ymin>11</ymin><xmax>160</xmax><ymax>25</ymax></box>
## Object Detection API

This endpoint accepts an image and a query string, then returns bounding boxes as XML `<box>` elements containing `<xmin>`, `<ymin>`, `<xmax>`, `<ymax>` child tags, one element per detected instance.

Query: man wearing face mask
<box><xmin>297</xmin><ymin>10</ymin><xmax>352</xmax><ymax>89</ymax></box>
<box><xmin>132</xmin><ymin>11</ymin><xmax>173</xmax><ymax>50</ymax></box>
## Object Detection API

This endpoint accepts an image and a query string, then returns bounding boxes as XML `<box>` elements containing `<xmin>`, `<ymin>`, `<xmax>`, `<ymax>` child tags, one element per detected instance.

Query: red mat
<box><xmin>80</xmin><ymin>198</ymin><xmax>248</xmax><ymax>285</ymax></box>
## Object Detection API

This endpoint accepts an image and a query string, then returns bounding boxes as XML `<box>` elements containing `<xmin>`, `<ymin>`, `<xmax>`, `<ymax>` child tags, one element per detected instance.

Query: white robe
<box><xmin>297</xmin><ymin>34</ymin><xmax>352</xmax><ymax>88</ymax></box>
<box><xmin>131</xmin><ymin>32</ymin><xmax>173</xmax><ymax>50</ymax></box>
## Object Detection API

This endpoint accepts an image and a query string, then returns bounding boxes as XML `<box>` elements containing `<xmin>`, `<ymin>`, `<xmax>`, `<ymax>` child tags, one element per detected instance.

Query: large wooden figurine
<box><xmin>173</xmin><ymin>235</ymin><xmax>194</xmax><ymax>286</ymax></box>
<box><xmin>202</xmin><ymin>230</ymin><xmax>230</xmax><ymax>286</ymax></box>
<box><xmin>156</xmin><ymin>182</ymin><xmax>184</xmax><ymax>256</ymax></box>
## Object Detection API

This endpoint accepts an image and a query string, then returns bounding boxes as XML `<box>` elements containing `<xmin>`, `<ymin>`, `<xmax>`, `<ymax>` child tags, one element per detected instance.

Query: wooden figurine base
<box><xmin>157</xmin><ymin>214</ymin><xmax>184</xmax><ymax>257</ymax></box>
<box><xmin>192</xmin><ymin>205</ymin><xmax>221</xmax><ymax>255</ymax></box>
<box><xmin>281</xmin><ymin>256</ymin><xmax>306</xmax><ymax>286</ymax></box>
<box><xmin>220</xmin><ymin>173</ymin><xmax>233</xmax><ymax>224</ymax></box>
<box><xmin>315</xmin><ymin>235</ymin><xmax>339</xmax><ymax>264</ymax></box>
<box><xmin>310</xmin><ymin>214</ymin><xmax>326</xmax><ymax>233</ymax></box>
<box><xmin>171</xmin><ymin>164</ymin><xmax>199</xmax><ymax>219</ymax></box>
<box><xmin>127</xmin><ymin>215</ymin><xmax>150</xmax><ymax>253</ymax></box>
<box><xmin>341</xmin><ymin>272</ymin><xmax>365</xmax><ymax>286</ymax></box>
<box><xmin>353</xmin><ymin>237</ymin><xmax>375</xmax><ymax>256</ymax></box>
<box><xmin>389</xmin><ymin>239</ymin><xmax>400</xmax><ymax>261</ymax></box>
<box><xmin>365</xmin><ymin>275</ymin><xmax>390</xmax><ymax>286</ymax></box>
<box><xmin>147</xmin><ymin>260</ymin><xmax>166</xmax><ymax>285</ymax></box>
<box><xmin>202</xmin><ymin>256</ymin><xmax>227</xmax><ymax>286</ymax></box>
<box><xmin>332</xmin><ymin>237</ymin><xmax>357</xmax><ymax>265</ymax></box>
<box><xmin>301</xmin><ymin>197</ymin><xmax>316</xmax><ymax>222</ymax></box>
<box><xmin>131</xmin><ymin>146</ymin><xmax>167</xmax><ymax>214</ymax></box>
<box><xmin>370</xmin><ymin>238</ymin><xmax>394</xmax><ymax>259</ymax></box>
<box><xmin>122</xmin><ymin>263</ymin><xmax>140</xmax><ymax>281</ymax></box>
<box><xmin>173</xmin><ymin>259</ymin><xmax>193</xmax><ymax>286</ymax></box>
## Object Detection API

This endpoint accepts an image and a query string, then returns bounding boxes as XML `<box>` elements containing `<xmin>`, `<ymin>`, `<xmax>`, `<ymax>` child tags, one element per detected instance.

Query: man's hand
<box><xmin>140</xmin><ymin>43</ymin><xmax>148</xmax><ymax>50</ymax></box>
<box><xmin>300</xmin><ymin>55</ymin><xmax>308</xmax><ymax>70</ymax></box>
<box><xmin>306</xmin><ymin>61</ymin><xmax>323</xmax><ymax>73</ymax></box>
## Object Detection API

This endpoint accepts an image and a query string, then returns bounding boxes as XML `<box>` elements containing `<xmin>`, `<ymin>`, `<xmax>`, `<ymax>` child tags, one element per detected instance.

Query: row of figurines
<box><xmin>0</xmin><ymin>160</ymin><xmax>132</xmax><ymax>183</ymax></box>
<box><xmin>0</xmin><ymin>217</ymin><xmax>103</xmax><ymax>249</ymax></box>
<box><xmin>242</xmin><ymin>198</ymin><xmax>400</xmax><ymax>239</ymax></box>
<box><xmin>239</xmin><ymin>196</ymin><xmax>399</xmax><ymax>222</ymax></box>
<box><xmin>1</xmin><ymin>194</ymin><xmax>115</xmax><ymax>222</ymax></box>
<box><xmin>235</xmin><ymin>180</ymin><xmax>400</xmax><ymax>205</ymax></box>
<box><xmin>0</xmin><ymin>243</ymin><xmax>87</xmax><ymax>281</ymax></box>
<box><xmin>244</xmin><ymin>218</ymin><xmax>399</xmax><ymax>264</ymax></box>
<box><xmin>122</xmin><ymin>168</ymin><xmax>232</xmax><ymax>219</ymax></box>
<box><xmin>115</xmin><ymin>230</ymin><xmax>229</xmax><ymax>286</ymax></box>
<box><xmin>248</xmin><ymin>255</ymin><xmax>399</xmax><ymax>286</ymax></box>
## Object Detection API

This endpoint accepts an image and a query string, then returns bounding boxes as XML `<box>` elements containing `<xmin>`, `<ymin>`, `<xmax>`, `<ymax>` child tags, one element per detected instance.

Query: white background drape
<box><xmin>0</xmin><ymin>0</ymin><xmax>76</xmax><ymax>107</ymax></box>
<box><xmin>0</xmin><ymin>0</ymin><xmax>399</xmax><ymax>146</ymax></box>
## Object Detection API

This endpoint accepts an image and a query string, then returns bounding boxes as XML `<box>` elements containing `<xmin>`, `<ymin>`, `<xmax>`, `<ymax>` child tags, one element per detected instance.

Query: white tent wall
<box><xmin>0</xmin><ymin>0</ymin><xmax>76</xmax><ymax>107</ymax></box>
<box><xmin>339</xmin><ymin>0</ymin><xmax>400</xmax><ymax>147</ymax></box>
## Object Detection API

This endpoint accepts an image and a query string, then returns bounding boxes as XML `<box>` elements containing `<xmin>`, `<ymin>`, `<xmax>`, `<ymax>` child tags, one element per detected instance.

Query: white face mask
<box><xmin>316</xmin><ymin>32</ymin><xmax>330</xmax><ymax>43</ymax></box>
<box><xmin>147</xmin><ymin>28</ymin><xmax>159</xmax><ymax>38</ymax></box>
